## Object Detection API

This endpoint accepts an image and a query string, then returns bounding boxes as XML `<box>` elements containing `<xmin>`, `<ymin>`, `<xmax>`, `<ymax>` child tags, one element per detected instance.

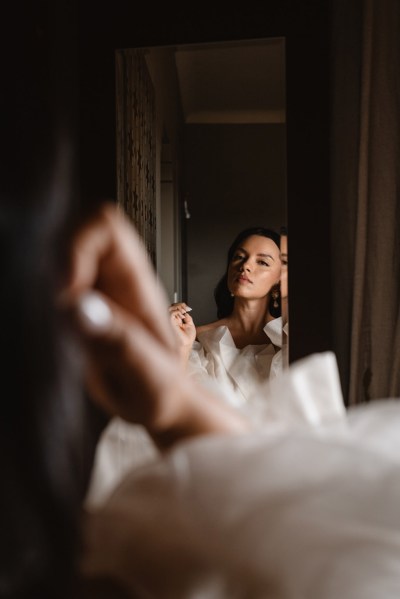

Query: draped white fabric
<box><xmin>187</xmin><ymin>319</ymin><xmax>283</xmax><ymax>408</ymax></box>
<box><xmin>77</xmin><ymin>353</ymin><xmax>400</xmax><ymax>599</ymax></box>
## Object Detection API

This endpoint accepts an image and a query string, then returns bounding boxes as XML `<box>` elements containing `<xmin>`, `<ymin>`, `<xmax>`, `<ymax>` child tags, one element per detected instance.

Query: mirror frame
<box><xmin>78</xmin><ymin>1</ymin><xmax>332</xmax><ymax>364</ymax></box>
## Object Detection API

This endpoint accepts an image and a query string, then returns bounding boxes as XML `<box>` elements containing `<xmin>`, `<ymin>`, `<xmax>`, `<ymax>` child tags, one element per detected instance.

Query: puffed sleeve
<box><xmin>186</xmin><ymin>340</ymin><xmax>211</xmax><ymax>383</ymax></box>
<box><xmin>264</xmin><ymin>317</ymin><xmax>284</xmax><ymax>380</ymax></box>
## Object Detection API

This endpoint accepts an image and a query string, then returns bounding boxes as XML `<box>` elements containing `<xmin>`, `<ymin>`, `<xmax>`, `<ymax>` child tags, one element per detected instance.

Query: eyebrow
<box><xmin>257</xmin><ymin>253</ymin><xmax>275</xmax><ymax>261</ymax></box>
<box><xmin>236</xmin><ymin>247</ymin><xmax>276</xmax><ymax>261</ymax></box>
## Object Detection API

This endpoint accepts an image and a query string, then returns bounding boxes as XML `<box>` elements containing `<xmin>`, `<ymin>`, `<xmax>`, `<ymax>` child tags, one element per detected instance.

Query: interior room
<box><xmin>79</xmin><ymin>0</ymin><xmax>399</xmax><ymax>406</ymax></box>
<box><xmin>115</xmin><ymin>38</ymin><xmax>287</xmax><ymax>324</ymax></box>
<box><xmin>3</xmin><ymin>1</ymin><xmax>400</xmax><ymax>597</ymax></box>
<box><xmin>79</xmin><ymin>1</ymin><xmax>330</xmax><ymax>363</ymax></box>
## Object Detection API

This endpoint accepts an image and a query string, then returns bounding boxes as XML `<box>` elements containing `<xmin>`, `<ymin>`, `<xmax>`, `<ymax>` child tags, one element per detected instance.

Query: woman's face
<box><xmin>227</xmin><ymin>235</ymin><xmax>282</xmax><ymax>300</ymax></box>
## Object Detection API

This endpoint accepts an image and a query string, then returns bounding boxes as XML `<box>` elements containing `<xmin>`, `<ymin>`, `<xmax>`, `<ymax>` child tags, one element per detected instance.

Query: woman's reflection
<box><xmin>280</xmin><ymin>226</ymin><xmax>289</xmax><ymax>367</ymax></box>
<box><xmin>170</xmin><ymin>226</ymin><xmax>284</xmax><ymax>406</ymax></box>
<box><xmin>87</xmin><ymin>226</ymin><xmax>286</xmax><ymax>507</ymax></box>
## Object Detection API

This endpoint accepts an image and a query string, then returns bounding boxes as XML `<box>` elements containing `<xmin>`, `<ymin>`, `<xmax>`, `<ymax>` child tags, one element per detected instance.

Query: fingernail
<box><xmin>185</xmin><ymin>306</ymin><xmax>193</xmax><ymax>312</ymax></box>
<box><xmin>76</xmin><ymin>291</ymin><xmax>113</xmax><ymax>333</ymax></box>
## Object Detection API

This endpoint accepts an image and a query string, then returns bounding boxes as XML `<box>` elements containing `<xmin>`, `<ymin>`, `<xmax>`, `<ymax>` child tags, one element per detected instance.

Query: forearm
<box><xmin>65</xmin><ymin>206</ymin><xmax>245</xmax><ymax>455</ymax></box>
<box><xmin>148</xmin><ymin>378</ymin><xmax>250</xmax><ymax>451</ymax></box>
<box><xmin>178</xmin><ymin>343</ymin><xmax>193</xmax><ymax>369</ymax></box>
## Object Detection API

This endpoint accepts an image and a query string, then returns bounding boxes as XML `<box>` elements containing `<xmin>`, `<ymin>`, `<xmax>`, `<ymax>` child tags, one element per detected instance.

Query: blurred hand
<box><xmin>63</xmin><ymin>204</ymin><xmax>247</xmax><ymax>448</ymax></box>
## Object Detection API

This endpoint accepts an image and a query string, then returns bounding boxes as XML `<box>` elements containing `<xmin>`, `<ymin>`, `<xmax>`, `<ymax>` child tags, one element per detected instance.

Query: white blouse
<box><xmin>187</xmin><ymin>319</ymin><xmax>283</xmax><ymax>408</ymax></box>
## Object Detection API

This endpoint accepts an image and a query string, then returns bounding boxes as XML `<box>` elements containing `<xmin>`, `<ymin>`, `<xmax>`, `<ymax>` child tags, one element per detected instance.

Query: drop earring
<box><xmin>271</xmin><ymin>288</ymin><xmax>280</xmax><ymax>308</ymax></box>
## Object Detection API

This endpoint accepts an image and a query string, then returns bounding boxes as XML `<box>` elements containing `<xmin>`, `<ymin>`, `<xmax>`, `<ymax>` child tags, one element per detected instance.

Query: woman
<box><xmin>5</xmin><ymin>94</ymin><xmax>400</xmax><ymax>599</ymax></box>
<box><xmin>7</xmin><ymin>7</ymin><xmax>400</xmax><ymax>599</ymax></box>
<box><xmin>85</xmin><ymin>227</ymin><xmax>285</xmax><ymax>506</ymax></box>
<box><xmin>169</xmin><ymin>227</ymin><xmax>284</xmax><ymax>407</ymax></box>
<box><xmin>69</xmin><ymin>211</ymin><xmax>400</xmax><ymax>599</ymax></box>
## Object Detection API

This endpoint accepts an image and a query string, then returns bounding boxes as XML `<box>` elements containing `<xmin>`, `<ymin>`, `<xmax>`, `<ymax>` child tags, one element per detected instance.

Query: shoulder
<box><xmin>196</xmin><ymin>319</ymin><xmax>228</xmax><ymax>337</ymax></box>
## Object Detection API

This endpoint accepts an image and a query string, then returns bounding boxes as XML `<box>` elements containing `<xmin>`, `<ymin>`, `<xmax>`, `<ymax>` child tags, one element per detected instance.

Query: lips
<box><xmin>237</xmin><ymin>275</ymin><xmax>252</xmax><ymax>284</ymax></box>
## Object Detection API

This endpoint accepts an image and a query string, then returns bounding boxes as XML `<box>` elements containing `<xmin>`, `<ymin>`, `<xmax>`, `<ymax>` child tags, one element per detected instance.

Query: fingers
<box><xmin>169</xmin><ymin>302</ymin><xmax>192</xmax><ymax>317</ymax></box>
<box><xmin>65</xmin><ymin>203</ymin><xmax>177</xmax><ymax>353</ymax></box>
<box><xmin>73</xmin><ymin>290</ymin><xmax>184</xmax><ymax>428</ymax></box>
<box><xmin>169</xmin><ymin>302</ymin><xmax>194</xmax><ymax>329</ymax></box>
<box><xmin>169</xmin><ymin>308</ymin><xmax>195</xmax><ymax>348</ymax></box>
<box><xmin>170</xmin><ymin>309</ymin><xmax>194</xmax><ymax>327</ymax></box>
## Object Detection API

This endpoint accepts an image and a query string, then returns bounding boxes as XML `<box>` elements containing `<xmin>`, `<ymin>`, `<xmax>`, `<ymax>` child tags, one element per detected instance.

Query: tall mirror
<box><xmin>115</xmin><ymin>37</ymin><xmax>287</xmax><ymax>354</ymax></box>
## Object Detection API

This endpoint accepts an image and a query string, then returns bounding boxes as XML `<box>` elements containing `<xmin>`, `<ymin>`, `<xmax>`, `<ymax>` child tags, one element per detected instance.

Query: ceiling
<box><xmin>173</xmin><ymin>37</ymin><xmax>286</xmax><ymax>124</ymax></box>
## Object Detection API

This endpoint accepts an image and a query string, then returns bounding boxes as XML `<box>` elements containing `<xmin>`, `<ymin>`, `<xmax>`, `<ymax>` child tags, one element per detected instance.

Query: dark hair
<box><xmin>0</xmin><ymin>4</ymin><xmax>106</xmax><ymax>598</ymax></box>
<box><xmin>280</xmin><ymin>225</ymin><xmax>288</xmax><ymax>236</ymax></box>
<box><xmin>214</xmin><ymin>227</ymin><xmax>282</xmax><ymax>319</ymax></box>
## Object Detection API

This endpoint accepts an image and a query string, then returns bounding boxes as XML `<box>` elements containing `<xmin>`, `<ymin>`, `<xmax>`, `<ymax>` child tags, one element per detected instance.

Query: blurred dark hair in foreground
<box><xmin>0</xmin><ymin>3</ymin><xmax>104</xmax><ymax>597</ymax></box>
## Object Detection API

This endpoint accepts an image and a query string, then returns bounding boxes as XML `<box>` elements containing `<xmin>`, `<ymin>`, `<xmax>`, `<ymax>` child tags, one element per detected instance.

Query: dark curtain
<box><xmin>331</xmin><ymin>0</ymin><xmax>400</xmax><ymax>404</ymax></box>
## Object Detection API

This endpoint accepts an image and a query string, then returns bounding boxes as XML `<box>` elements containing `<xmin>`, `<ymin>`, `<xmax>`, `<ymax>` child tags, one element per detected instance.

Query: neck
<box><xmin>226</xmin><ymin>297</ymin><xmax>273</xmax><ymax>347</ymax></box>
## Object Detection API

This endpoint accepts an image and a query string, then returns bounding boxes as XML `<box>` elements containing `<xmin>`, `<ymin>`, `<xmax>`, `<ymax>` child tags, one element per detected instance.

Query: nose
<box><xmin>239</xmin><ymin>258</ymin><xmax>251</xmax><ymax>272</ymax></box>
